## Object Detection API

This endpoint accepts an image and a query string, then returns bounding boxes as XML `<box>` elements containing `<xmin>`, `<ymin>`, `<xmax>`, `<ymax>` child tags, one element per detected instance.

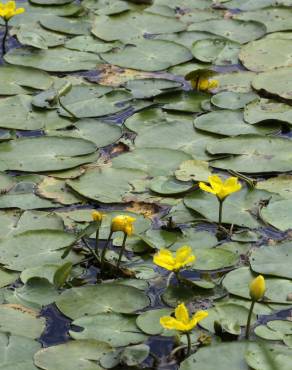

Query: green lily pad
<box><xmin>37</xmin><ymin>177</ymin><xmax>82</xmax><ymax>205</ymax></box>
<box><xmin>211</xmin><ymin>91</ymin><xmax>257</xmax><ymax>110</ymax></box>
<box><xmin>0</xmin><ymin>304</ymin><xmax>45</xmax><ymax>339</ymax></box>
<box><xmin>136</xmin><ymin>308</ymin><xmax>173</xmax><ymax>335</ymax></box>
<box><xmin>67</xmin><ymin>167</ymin><xmax>147</xmax><ymax>203</ymax></box>
<box><xmin>56</xmin><ymin>283</ymin><xmax>149</xmax><ymax>319</ymax></box>
<box><xmin>70</xmin><ymin>313</ymin><xmax>147</xmax><ymax>347</ymax></box>
<box><xmin>0</xmin><ymin>268</ymin><xmax>19</xmax><ymax>288</ymax></box>
<box><xmin>216</xmin><ymin>71</ymin><xmax>256</xmax><ymax>93</ymax></box>
<box><xmin>92</xmin><ymin>12</ymin><xmax>186</xmax><ymax>41</ymax></box>
<box><xmin>65</xmin><ymin>36</ymin><xmax>117</xmax><ymax>54</ymax></box>
<box><xmin>261</xmin><ymin>199</ymin><xmax>292</xmax><ymax>231</ymax></box>
<box><xmin>194</xmin><ymin>110</ymin><xmax>279</xmax><ymax>136</ymax></box>
<box><xmin>188</xmin><ymin>19</ymin><xmax>266</xmax><ymax>44</ymax></box>
<box><xmin>124</xmin><ymin>78</ymin><xmax>181</xmax><ymax>99</ymax></box>
<box><xmin>184</xmin><ymin>188</ymin><xmax>267</xmax><ymax>228</ymax></box>
<box><xmin>0</xmin><ymin>333</ymin><xmax>41</xmax><ymax>370</ymax></box>
<box><xmin>256</xmin><ymin>175</ymin><xmax>292</xmax><ymax>199</ymax></box>
<box><xmin>180</xmin><ymin>342</ymin><xmax>249</xmax><ymax>370</ymax></box>
<box><xmin>155</xmin><ymin>91</ymin><xmax>209</xmax><ymax>112</ymax></box>
<box><xmin>239</xmin><ymin>37</ymin><xmax>292</xmax><ymax>72</ymax></box>
<box><xmin>223</xmin><ymin>267</ymin><xmax>292</xmax><ymax>304</ymax></box>
<box><xmin>174</xmin><ymin>159</ymin><xmax>211</xmax><ymax>182</ymax></box>
<box><xmin>191</xmin><ymin>38</ymin><xmax>240</xmax><ymax>65</ymax></box>
<box><xmin>0</xmin><ymin>95</ymin><xmax>71</xmax><ymax>130</ymax></box>
<box><xmin>47</xmin><ymin>120</ymin><xmax>122</xmax><ymax>147</ymax></box>
<box><xmin>5</xmin><ymin>47</ymin><xmax>100</xmax><ymax>72</ymax></box>
<box><xmin>0</xmin><ymin>65</ymin><xmax>52</xmax><ymax>95</ymax></box>
<box><xmin>149</xmin><ymin>176</ymin><xmax>193</xmax><ymax>195</ymax></box>
<box><xmin>15</xmin><ymin>23</ymin><xmax>66</xmax><ymax>49</ymax></box>
<box><xmin>252</xmin><ymin>67</ymin><xmax>292</xmax><ymax>101</ymax></box>
<box><xmin>255</xmin><ymin>325</ymin><xmax>284</xmax><ymax>340</ymax></box>
<box><xmin>0</xmin><ymin>230</ymin><xmax>80</xmax><ymax>271</ymax></box>
<box><xmin>190</xmin><ymin>248</ymin><xmax>239</xmax><ymax>270</ymax></box>
<box><xmin>101</xmin><ymin>39</ymin><xmax>192</xmax><ymax>72</ymax></box>
<box><xmin>59</xmin><ymin>89</ymin><xmax>132</xmax><ymax>118</ymax></box>
<box><xmin>200</xmin><ymin>302</ymin><xmax>256</xmax><ymax>335</ymax></box>
<box><xmin>245</xmin><ymin>342</ymin><xmax>292</xmax><ymax>370</ymax></box>
<box><xmin>40</xmin><ymin>16</ymin><xmax>91</xmax><ymax>35</ymax></box>
<box><xmin>0</xmin><ymin>136</ymin><xmax>98</xmax><ymax>172</ymax></box>
<box><xmin>34</xmin><ymin>340</ymin><xmax>111</xmax><ymax>370</ymax></box>
<box><xmin>250</xmin><ymin>241</ymin><xmax>292</xmax><ymax>278</ymax></box>
<box><xmin>234</xmin><ymin>7</ymin><xmax>292</xmax><ymax>33</ymax></box>
<box><xmin>207</xmin><ymin>135</ymin><xmax>292</xmax><ymax>173</ymax></box>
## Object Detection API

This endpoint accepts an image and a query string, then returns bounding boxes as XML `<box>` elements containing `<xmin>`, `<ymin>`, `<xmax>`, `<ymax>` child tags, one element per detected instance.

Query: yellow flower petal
<box><xmin>175</xmin><ymin>245</ymin><xmax>193</xmax><ymax>263</ymax></box>
<box><xmin>153</xmin><ymin>249</ymin><xmax>175</xmax><ymax>271</ymax></box>
<box><xmin>249</xmin><ymin>275</ymin><xmax>266</xmax><ymax>301</ymax></box>
<box><xmin>199</xmin><ymin>182</ymin><xmax>217</xmax><ymax>195</ymax></box>
<box><xmin>175</xmin><ymin>303</ymin><xmax>189</xmax><ymax>324</ymax></box>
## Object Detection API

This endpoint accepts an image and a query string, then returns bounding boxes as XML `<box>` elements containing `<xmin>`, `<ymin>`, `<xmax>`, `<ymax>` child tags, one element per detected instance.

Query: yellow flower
<box><xmin>111</xmin><ymin>215</ymin><xmax>136</xmax><ymax>236</ymax></box>
<box><xmin>153</xmin><ymin>245</ymin><xmax>195</xmax><ymax>272</ymax></box>
<box><xmin>192</xmin><ymin>78</ymin><xmax>219</xmax><ymax>91</ymax></box>
<box><xmin>0</xmin><ymin>1</ymin><xmax>25</xmax><ymax>21</ymax></box>
<box><xmin>199</xmin><ymin>175</ymin><xmax>241</xmax><ymax>201</ymax></box>
<box><xmin>249</xmin><ymin>275</ymin><xmax>266</xmax><ymax>301</ymax></box>
<box><xmin>91</xmin><ymin>210</ymin><xmax>103</xmax><ymax>222</ymax></box>
<box><xmin>160</xmin><ymin>303</ymin><xmax>208</xmax><ymax>332</ymax></box>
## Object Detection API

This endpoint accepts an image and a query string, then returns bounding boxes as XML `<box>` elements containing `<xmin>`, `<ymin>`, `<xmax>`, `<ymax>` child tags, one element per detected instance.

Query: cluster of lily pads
<box><xmin>0</xmin><ymin>0</ymin><xmax>292</xmax><ymax>369</ymax></box>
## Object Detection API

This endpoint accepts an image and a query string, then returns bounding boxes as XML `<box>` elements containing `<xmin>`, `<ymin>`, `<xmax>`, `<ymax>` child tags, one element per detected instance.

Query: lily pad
<box><xmin>0</xmin><ymin>333</ymin><xmax>41</xmax><ymax>370</ymax></box>
<box><xmin>155</xmin><ymin>91</ymin><xmax>209</xmax><ymax>112</ymax></box>
<box><xmin>92</xmin><ymin>12</ymin><xmax>186</xmax><ymax>41</ymax></box>
<box><xmin>191</xmin><ymin>38</ymin><xmax>240</xmax><ymax>65</ymax></box>
<box><xmin>223</xmin><ymin>267</ymin><xmax>292</xmax><ymax>304</ymax></box>
<box><xmin>101</xmin><ymin>40</ymin><xmax>192</xmax><ymax>72</ymax></box>
<box><xmin>0</xmin><ymin>136</ymin><xmax>98</xmax><ymax>172</ymax></box>
<box><xmin>65</xmin><ymin>36</ymin><xmax>117</xmax><ymax>54</ymax></box>
<box><xmin>188</xmin><ymin>19</ymin><xmax>266</xmax><ymax>44</ymax></box>
<box><xmin>34</xmin><ymin>340</ymin><xmax>111</xmax><ymax>370</ymax></box>
<box><xmin>256</xmin><ymin>175</ymin><xmax>292</xmax><ymax>199</ymax></box>
<box><xmin>124</xmin><ymin>78</ymin><xmax>182</xmax><ymax>99</ymax></box>
<box><xmin>252</xmin><ymin>67</ymin><xmax>292</xmax><ymax>101</ymax></box>
<box><xmin>174</xmin><ymin>159</ymin><xmax>211</xmax><ymax>182</ymax></box>
<box><xmin>37</xmin><ymin>177</ymin><xmax>82</xmax><ymax>205</ymax></box>
<box><xmin>194</xmin><ymin>110</ymin><xmax>279</xmax><ymax>136</ymax></box>
<box><xmin>239</xmin><ymin>37</ymin><xmax>292</xmax><ymax>72</ymax></box>
<box><xmin>250</xmin><ymin>241</ymin><xmax>292</xmax><ymax>278</ymax></box>
<box><xmin>136</xmin><ymin>308</ymin><xmax>173</xmax><ymax>335</ymax></box>
<box><xmin>0</xmin><ymin>268</ymin><xmax>19</xmax><ymax>288</ymax></box>
<box><xmin>67</xmin><ymin>167</ymin><xmax>147</xmax><ymax>203</ymax></box>
<box><xmin>56</xmin><ymin>283</ymin><xmax>149</xmax><ymax>319</ymax></box>
<box><xmin>112</xmin><ymin>148</ymin><xmax>192</xmax><ymax>177</ymax></box>
<box><xmin>0</xmin><ymin>304</ymin><xmax>45</xmax><ymax>339</ymax></box>
<box><xmin>71</xmin><ymin>313</ymin><xmax>147</xmax><ymax>347</ymax></box>
<box><xmin>207</xmin><ymin>135</ymin><xmax>292</xmax><ymax>173</ymax></box>
<box><xmin>40</xmin><ymin>16</ymin><xmax>91</xmax><ymax>35</ymax></box>
<box><xmin>244</xmin><ymin>98</ymin><xmax>292</xmax><ymax>126</ymax></box>
<box><xmin>261</xmin><ymin>199</ymin><xmax>292</xmax><ymax>231</ymax></box>
<box><xmin>184</xmin><ymin>188</ymin><xmax>267</xmax><ymax>228</ymax></box>
<box><xmin>211</xmin><ymin>91</ymin><xmax>257</xmax><ymax>110</ymax></box>
<box><xmin>0</xmin><ymin>65</ymin><xmax>52</xmax><ymax>95</ymax></box>
<box><xmin>180</xmin><ymin>342</ymin><xmax>249</xmax><ymax>370</ymax></box>
<box><xmin>0</xmin><ymin>230</ymin><xmax>80</xmax><ymax>271</ymax></box>
<box><xmin>5</xmin><ymin>47</ymin><xmax>100</xmax><ymax>72</ymax></box>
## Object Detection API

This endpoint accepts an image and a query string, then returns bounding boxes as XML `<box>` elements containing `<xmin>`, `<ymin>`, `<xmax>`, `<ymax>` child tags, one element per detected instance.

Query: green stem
<box><xmin>218</xmin><ymin>199</ymin><xmax>223</xmax><ymax>229</ymax></box>
<box><xmin>116</xmin><ymin>232</ymin><xmax>127</xmax><ymax>272</ymax></box>
<box><xmin>100</xmin><ymin>230</ymin><xmax>113</xmax><ymax>274</ymax></box>
<box><xmin>95</xmin><ymin>226</ymin><xmax>100</xmax><ymax>258</ymax></box>
<box><xmin>174</xmin><ymin>270</ymin><xmax>182</xmax><ymax>284</ymax></box>
<box><xmin>245</xmin><ymin>300</ymin><xmax>255</xmax><ymax>339</ymax></box>
<box><xmin>2</xmin><ymin>20</ymin><xmax>8</xmax><ymax>56</ymax></box>
<box><xmin>185</xmin><ymin>332</ymin><xmax>192</xmax><ymax>357</ymax></box>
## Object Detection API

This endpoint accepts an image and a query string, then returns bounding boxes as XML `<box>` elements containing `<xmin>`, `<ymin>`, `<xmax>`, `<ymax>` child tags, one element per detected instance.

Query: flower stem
<box><xmin>185</xmin><ymin>332</ymin><xmax>192</xmax><ymax>357</ymax></box>
<box><xmin>245</xmin><ymin>300</ymin><xmax>255</xmax><ymax>339</ymax></box>
<box><xmin>116</xmin><ymin>232</ymin><xmax>127</xmax><ymax>272</ymax></box>
<box><xmin>2</xmin><ymin>20</ymin><xmax>8</xmax><ymax>56</ymax></box>
<box><xmin>95</xmin><ymin>226</ymin><xmax>100</xmax><ymax>258</ymax></box>
<box><xmin>218</xmin><ymin>199</ymin><xmax>223</xmax><ymax>228</ymax></box>
<box><xmin>100</xmin><ymin>230</ymin><xmax>113</xmax><ymax>274</ymax></box>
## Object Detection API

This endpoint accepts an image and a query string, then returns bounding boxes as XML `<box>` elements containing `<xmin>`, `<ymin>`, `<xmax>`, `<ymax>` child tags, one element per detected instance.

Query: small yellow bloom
<box><xmin>153</xmin><ymin>245</ymin><xmax>195</xmax><ymax>272</ymax></box>
<box><xmin>0</xmin><ymin>1</ymin><xmax>25</xmax><ymax>21</ymax></box>
<box><xmin>91</xmin><ymin>210</ymin><xmax>103</xmax><ymax>222</ymax></box>
<box><xmin>199</xmin><ymin>175</ymin><xmax>241</xmax><ymax>201</ymax></box>
<box><xmin>192</xmin><ymin>78</ymin><xmax>219</xmax><ymax>92</ymax></box>
<box><xmin>111</xmin><ymin>215</ymin><xmax>136</xmax><ymax>236</ymax></box>
<box><xmin>160</xmin><ymin>303</ymin><xmax>208</xmax><ymax>332</ymax></box>
<box><xmin>249</xmin><ymin>275</ymin><xmax>266</xmax><ymax>301</ymax></box>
